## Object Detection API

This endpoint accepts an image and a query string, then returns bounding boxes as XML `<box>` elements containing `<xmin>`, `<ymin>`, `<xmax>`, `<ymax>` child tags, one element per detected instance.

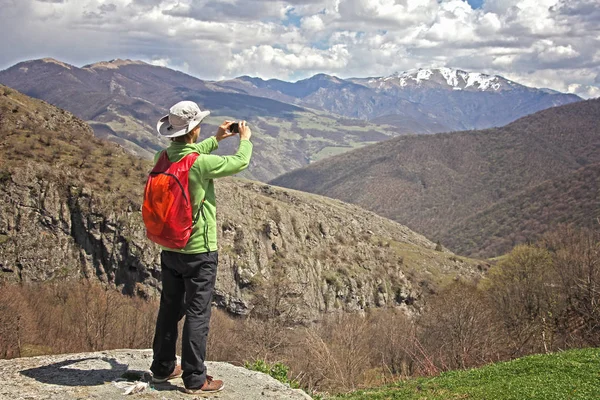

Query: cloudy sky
<box><xmin>1</xmin><ymin>0</ymin><xmax>599</xmax><ymax>98</ymax></box>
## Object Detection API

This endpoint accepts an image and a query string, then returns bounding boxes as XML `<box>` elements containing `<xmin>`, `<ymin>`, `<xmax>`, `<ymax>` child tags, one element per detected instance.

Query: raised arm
<box><xmin>199</xmin><ymin>121</ymin><xmax>253</xmax><ymax>179</ymax></box>
<box><xmin>199</xmin><ymin>140</ymin><xmax>252</xmax><ymax>179</ymax></box>
<box><xmin>192</xmin><ymin>137</ymin><xmax>219</xmax><ymax>154</ymax></box>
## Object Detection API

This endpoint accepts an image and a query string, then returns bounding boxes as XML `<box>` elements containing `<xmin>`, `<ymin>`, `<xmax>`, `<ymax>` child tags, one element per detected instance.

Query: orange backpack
<box><xmin>142</xmin><ymin>151</ymin><xmax>200</xmax><ymax>249</ymax></box>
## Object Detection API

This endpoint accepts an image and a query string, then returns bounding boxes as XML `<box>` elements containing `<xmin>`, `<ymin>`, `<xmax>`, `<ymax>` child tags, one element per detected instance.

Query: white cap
<box><xmin>156</xmin><ymin>101</ymin><xmax>210</xmax><ymax>138</ymax></box>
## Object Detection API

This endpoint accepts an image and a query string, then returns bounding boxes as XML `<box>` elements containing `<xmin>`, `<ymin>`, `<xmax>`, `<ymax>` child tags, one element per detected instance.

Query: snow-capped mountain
<box><xmin>362</xmin><ymin>68</ymin><xmax>517</xmax><ymax>92</ymax></box>
<box><xmin>285</xmin><ymin>67</ymin><xmax>580</xmax><ymax>130</ymax></box>
<box><xmin>220</xmin><ymin>67</ymin><xmax>579</xmax><ymax>132</ymax></box>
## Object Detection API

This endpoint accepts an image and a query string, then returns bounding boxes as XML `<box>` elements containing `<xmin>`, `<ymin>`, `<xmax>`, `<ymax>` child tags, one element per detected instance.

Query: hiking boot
<box><xmin>151</xmin><ymin>364</ymin><xmax>183</xmax><ymax>383</ymax></box>
<box><xmin>185</xmin><ymin>376</ymin><xmax>224</xmax><ymax>394</ymax></box>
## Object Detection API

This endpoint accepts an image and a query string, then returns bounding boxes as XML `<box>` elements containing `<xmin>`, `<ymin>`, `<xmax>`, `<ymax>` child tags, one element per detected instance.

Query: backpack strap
<box><xmin>193</xmin><ymin>199</ymin><xmax>203</xmax><ymax>225</ymax></box>
<box><xmin>151</xmin><ymin>151</ymin><xmax>170</xmax><ymax>173</ymax></box>
<box><xmin>182</xmin><ymin>152</ymin><xmax>199</xmax><ymax>165</ymax></box>
<box><xmin>152</xmin><ymin>151</ymin><xmax>199</xmax><ymax>173</ymax></box>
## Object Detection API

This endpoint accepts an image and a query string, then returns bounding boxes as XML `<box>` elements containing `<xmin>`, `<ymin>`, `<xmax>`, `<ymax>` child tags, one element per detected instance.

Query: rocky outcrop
<box><xmin>0</xmin><ymin>166</ymin><xmax>481</xmax><ymax>322</ymax></box>
<box><xmin>0</xmin><ymin>349</ymin><xmax>312</xmax><ymax>399</ymax></box>
<box><xmin>0</xmin><ymin>167</ymin><xmax>161</xmax><ymax>296</ymax></box>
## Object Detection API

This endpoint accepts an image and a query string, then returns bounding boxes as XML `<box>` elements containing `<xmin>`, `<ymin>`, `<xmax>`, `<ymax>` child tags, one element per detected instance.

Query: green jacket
<box><xmin>153</xmin><ymin>136</ymin><xmax>253</xmax><ymax>254</ymax></box>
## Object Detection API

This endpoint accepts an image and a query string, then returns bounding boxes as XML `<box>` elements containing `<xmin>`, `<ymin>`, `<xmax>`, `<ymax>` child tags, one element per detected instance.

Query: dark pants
<box><xmin>150</xmin><ymin>250</ymin><xmax>218</xmax><ymax>390</ymax></box>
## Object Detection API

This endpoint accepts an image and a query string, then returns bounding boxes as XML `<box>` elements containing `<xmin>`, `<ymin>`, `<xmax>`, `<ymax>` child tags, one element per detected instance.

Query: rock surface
<box><xmin>0</xmin><ymin>349</ymin><xmax>312</xmax><ymax>400</ymax></box>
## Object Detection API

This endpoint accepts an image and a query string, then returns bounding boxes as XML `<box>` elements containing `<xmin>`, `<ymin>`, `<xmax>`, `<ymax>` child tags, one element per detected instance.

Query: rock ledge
<box><xmin>0</xmin><ymin>349</ymin><xmax>312</xmax><ymax>399</ymax></box>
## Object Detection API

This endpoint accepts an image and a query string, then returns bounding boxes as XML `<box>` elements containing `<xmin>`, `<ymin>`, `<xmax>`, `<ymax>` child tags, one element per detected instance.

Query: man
<box><xmin>149</xmin><ymin>101</ymin><xmax>252</xmax><ymax>394</ymax></box>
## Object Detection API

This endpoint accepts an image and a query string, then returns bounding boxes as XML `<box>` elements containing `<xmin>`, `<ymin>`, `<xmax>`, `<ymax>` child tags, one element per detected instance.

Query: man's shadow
<box><xmin>20</xmin><ymin>357</ymin><xmax>184</xmax><ymax>392</ymax></box>
<box><xmin>21</xmin><ymin>357</ymin><xmax>142</xmax><ymax>387</ymax></box>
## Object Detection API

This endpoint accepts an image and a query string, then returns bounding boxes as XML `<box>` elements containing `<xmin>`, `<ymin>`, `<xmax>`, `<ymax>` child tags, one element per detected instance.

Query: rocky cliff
<box><xmin>0</xmin><ymin>85</ymin><xmax>483</xmax><ymax>322</ymax></box>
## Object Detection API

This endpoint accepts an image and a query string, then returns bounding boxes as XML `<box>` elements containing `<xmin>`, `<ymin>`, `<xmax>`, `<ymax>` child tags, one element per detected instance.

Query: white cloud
<box><xmin>300</xmin><ymin>15</ymin><xmax>324</xmax><ymax>32</ymax></box>
<box><xmin>225</xmin><ymin>43</ymin><xmax>350</xmax><ymax>79</ymax></box>
<box><xmin>0</xmin><ymin>0</ymin><xmax>599</xmax><ymax>98</ymax></box>
<box><xmin>568</xmin><ymin>84</ymin><xmax>600</xmax><ymax>99</ymax></box>
<box><xmin>537</xmin><ymin>43</ymin><xmax>580</xmax><ymax>63</ymax></box>
<box><xmin>149</xmin><ymin>57</ymin><xmax>172</xmax><ymax>68</ymax></box>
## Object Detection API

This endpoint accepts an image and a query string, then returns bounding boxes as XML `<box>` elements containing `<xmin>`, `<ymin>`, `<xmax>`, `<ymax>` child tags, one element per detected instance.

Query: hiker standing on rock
<box><xmin>142</xmin><ymin>101</ymin><xmax>252</xmax><ymax>394</ymax></box>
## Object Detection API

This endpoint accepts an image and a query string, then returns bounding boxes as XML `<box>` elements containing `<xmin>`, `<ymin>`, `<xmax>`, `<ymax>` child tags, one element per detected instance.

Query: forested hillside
<box><xmin>272</xmin><ymin>99</ymin><xmax>600</xmax><ymax>257</ymax></box>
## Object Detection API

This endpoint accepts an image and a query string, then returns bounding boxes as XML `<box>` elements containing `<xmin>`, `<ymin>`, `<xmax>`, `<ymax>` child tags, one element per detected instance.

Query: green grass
<box><xmin>245</xmin><ymin>359</ymin><xmax>300</xmax><ymax>389</ymax></box>
<box><xmin>20</xmin><ymin>344</ymin><xmax>54</xmax><ymax>357</ymax></box>
<box><xmin>332</xmin><ymin>348</ymin><xmax>600</xmax><ymax>400</ymax></box>
<box><xmin>313</xmin><ymin>146</ymin><xmax>355</xmax><ymax>161</ymax></box>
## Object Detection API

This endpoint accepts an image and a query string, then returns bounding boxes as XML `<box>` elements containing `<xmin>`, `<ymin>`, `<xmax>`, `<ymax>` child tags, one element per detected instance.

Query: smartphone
<box><xmin>229</xmin><ymin>122</ymin><xmax>239</xmax><ymax>133</ymax></box>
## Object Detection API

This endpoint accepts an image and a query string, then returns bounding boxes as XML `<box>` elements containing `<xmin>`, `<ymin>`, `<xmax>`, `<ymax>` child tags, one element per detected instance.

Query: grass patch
<box><xmin>312</xmin><ymin>146</ymin><xmax>355</xmax><ymax>162</ymax></box>
<box><xmin>0</xmin><ymin>169</ymin><xmax>11</xmax><ymax>183</ymax></box>
<box><xmin>245</xmin><ymin>359</ymin><xmax>300</xmax><ymax>389</ymax></box>
<box><xmin>20</xmin><ymin>344</ymin><xmax>54</xmax><ymax>357</ymax></box>
<box><xmin>323</xmin><ymin>270</ymin><xmax>344</xmax><ymax>292</ymax></box>
<box><xmin>332</xmin><ymin>348</ymin><xmax>600</xmax><ymax>400</ymax></box>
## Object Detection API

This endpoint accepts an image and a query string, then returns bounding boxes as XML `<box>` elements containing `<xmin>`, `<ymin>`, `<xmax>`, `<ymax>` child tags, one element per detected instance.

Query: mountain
<box><xmin>219</xmin><ymin>67</ymin><xmax>581</xmax><ymax>132</ymax></box>
<box><xmin>0</xmin><ymin>59</ymin><xmax>580</xmax><ymax>182</ymax></box>
<box><xmin>442</xmin><ymin>163</ymin><xmax>600</xmax><ymax>257</ymax></box>
<box><xmin>0</xmin><ymin>84</ymin><xmax>482</xmax><ymax>322</ymax></box>
<box><xmin>271</xmin><ymin>98</ymin><xmax>600</xmax><ymax>258</ymax></box>
<box><xmin>0</xmin><ymin>58</ymin><xmax>401</xmax><ymax>182</ymax></box>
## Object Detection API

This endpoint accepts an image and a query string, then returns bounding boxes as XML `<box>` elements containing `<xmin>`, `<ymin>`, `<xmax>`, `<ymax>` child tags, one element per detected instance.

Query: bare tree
<box><xmin>482</xmin><ymin>245</ymin><xmax>559</xmax><ymax>356</ymax></box>
<box><xmin>419</xmin><ymin>281</ymin><xmax>501</xmax><ymax>370</ymax></box>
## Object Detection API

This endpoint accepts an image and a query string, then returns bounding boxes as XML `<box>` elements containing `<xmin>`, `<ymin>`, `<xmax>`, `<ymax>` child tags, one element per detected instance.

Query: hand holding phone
<box><xmin>238</xmin><ymin>121</ymin><xmax>251</xmax><ymax>140</ymax></box>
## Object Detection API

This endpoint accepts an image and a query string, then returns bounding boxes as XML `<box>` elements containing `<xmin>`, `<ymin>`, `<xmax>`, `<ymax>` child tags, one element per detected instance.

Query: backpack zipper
<box><xmin>149</xmin><ymin>172</ymin><xmax>189</xmax><ymax>205</ymax></box>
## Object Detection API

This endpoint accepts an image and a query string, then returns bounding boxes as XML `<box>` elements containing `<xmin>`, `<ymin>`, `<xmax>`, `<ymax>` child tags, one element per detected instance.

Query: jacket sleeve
<box><xmin>198</xmin><ymin>140</ymin><xmax>253</xmax><ymax>179</ymax></box>
<box><xmin>192</xmin><ymin>137</ymin><xmax>219</xmax><ymax>154</ymax></box>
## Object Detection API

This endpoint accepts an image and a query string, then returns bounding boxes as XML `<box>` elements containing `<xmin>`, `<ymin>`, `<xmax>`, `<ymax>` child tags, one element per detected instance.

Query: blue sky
<box><xmin>466</xmin><ymin>0</ymin><xmax>484</xmax><ymax>9</ymax></box>
<box><xmin>284</xmin><ymin>8</ymin><xmax>302</xmax><ymax>27</ymax></box>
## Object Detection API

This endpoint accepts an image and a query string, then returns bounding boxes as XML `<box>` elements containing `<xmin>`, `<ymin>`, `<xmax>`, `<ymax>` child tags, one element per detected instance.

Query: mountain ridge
<box><xmin>0</xmin><ymin>58</ymin><xmax>403</xmax><ymax>181</ymax></box>
<box><xmin>218</xmin><ymin>65</ymin><xmax>581</xmax><ymax>131</ymax></box>
<box><xmin>0</xmin><ymin>58</ymin><xmax>581</xmax><ymax>182</ymax></box>
<box><xmin>360</xmin><ymin>67</ymin><xmax>519</xmax><ymax>92</ymax></box>
<box><xmin>20</xmin><ymin>58</ymin><xmax>565</xmax><ymax>94</ymax></box>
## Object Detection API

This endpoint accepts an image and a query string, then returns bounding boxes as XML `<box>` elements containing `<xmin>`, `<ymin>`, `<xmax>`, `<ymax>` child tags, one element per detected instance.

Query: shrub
<box><xmin>481</xmin><ymin>245</ymin><xmax>558</xmax><ymax>356</ymax></box>
<box><xmin>0</xmin><ymin>169</ymin><xmax>11</xmax><ymax>184</ymax></box>
<box><xmin>542</xmin><ymin>226</ymin><xmax>600</xmax><ymax>347</ymax></box>
<box><xmin>0</xmin><ymin>281</ymin><xmax>158</xmax><ymax>359</ymax></box>
<box><xmin>300</xmin><ymin>314</ymin><xmax>372</xmax><ymax>392</ymax></box>
<box><xmin>244</xmin><ymin>359</ymin><xmax>300</xmax><ymax>388</ymax></box>
<box><xmin>419</xmin><ymin>281</ymin><xmax>500</xmax><ymax>371</ymax></box>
